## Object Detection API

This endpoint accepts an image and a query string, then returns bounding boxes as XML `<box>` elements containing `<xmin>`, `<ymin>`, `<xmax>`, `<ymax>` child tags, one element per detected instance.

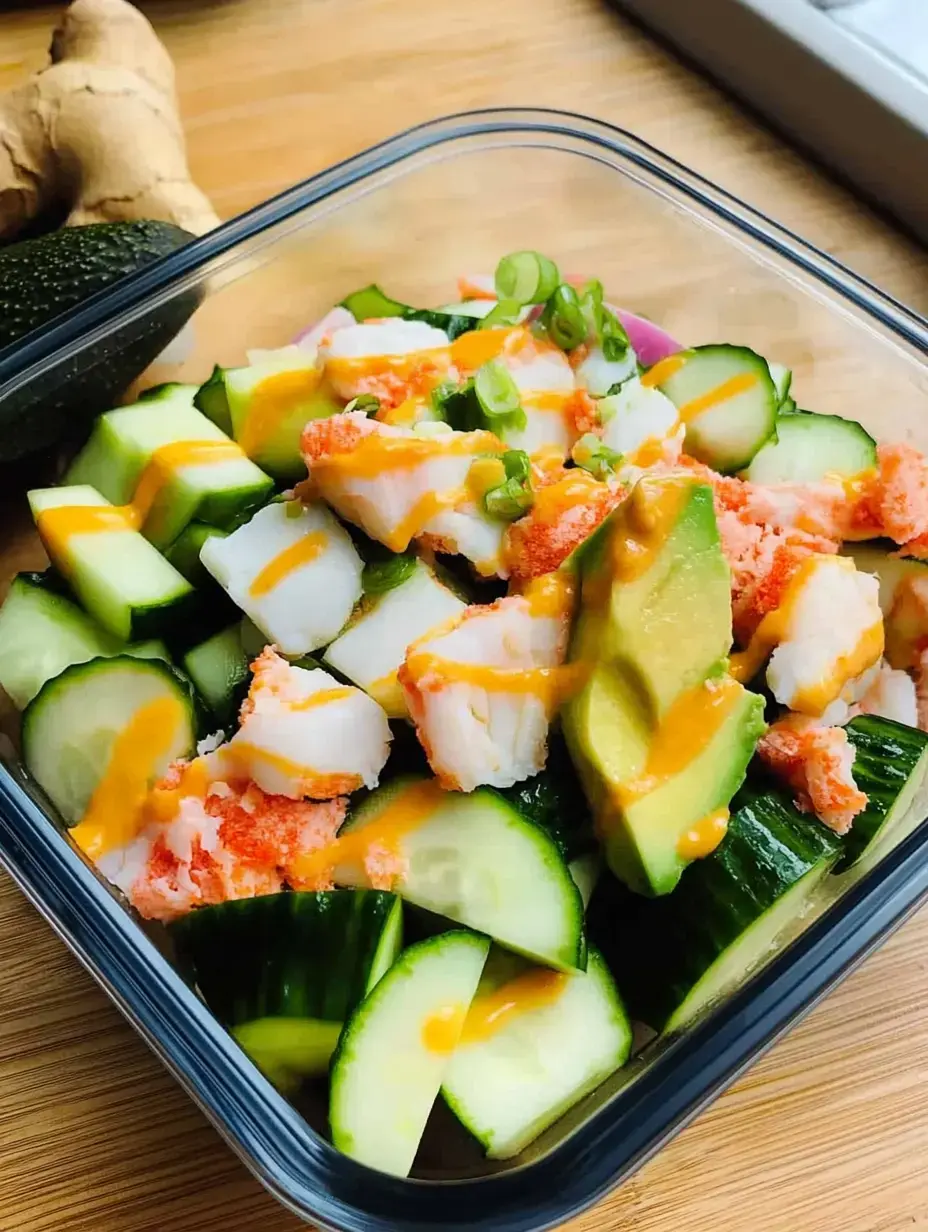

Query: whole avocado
<box><xmin>0</xmin><ymin>220</ymin><xmax>201</xmax><ymax>461</ymax></box>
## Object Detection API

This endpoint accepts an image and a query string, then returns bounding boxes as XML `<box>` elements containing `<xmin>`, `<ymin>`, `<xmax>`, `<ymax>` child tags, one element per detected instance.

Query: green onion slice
<box><xmin>345</xmin><ymin>394</ymin><xmax>382</xmax><ymax>417</ymax></box>
<box><xmin>475</xmin><ymin>360</ymin><xmax>527</xmax><ymax>433</ymax></box>
<box><xmin>542</xmin><ymin>284</ymin><xmax>587</xmax><ymax>351</ymax></box>
<box><xmin>494</xmin><ymin>251</ymin><xmax>561</xmax><ymax>306</ymax></box>
<box><xmin>571</xmin><ymin>432</ymin><xmax>623</xmax><ymax>480</ymax></box>
<box><xmin>483</xmin><ymin>449</ymin><xmax>534</xmax><ymax>521</ymax></box>
<box><xmin>479</xmin><ymin>298</ymin><xmax>524</xmax><ymax>329</ymax></box>
<box><xmin>580</xmin><ymin>279</ymin><xmax>630</xmax><ymax>362</ymax></box>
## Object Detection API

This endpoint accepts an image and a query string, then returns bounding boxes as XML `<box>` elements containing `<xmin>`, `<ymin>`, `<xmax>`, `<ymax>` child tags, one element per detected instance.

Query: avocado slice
<box><xmin>564</xmin><ymin>475</ymin><xmax>767</xmax><ymax>897</ymax></box>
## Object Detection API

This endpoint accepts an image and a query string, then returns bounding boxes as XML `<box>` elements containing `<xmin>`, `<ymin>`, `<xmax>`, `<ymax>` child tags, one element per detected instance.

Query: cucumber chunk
<box><xmin>496</xmin><ymin>734</ymin><xmax>597</xmax><ymax>863</ymax></box>
<box><xmin>653</xmin><ymin>344</ymin><xmax>778</xmax><ymax>473</ymax></box>
<box><xmin>588</xmin><ymin>781</ymin><xmax>840</xmax><ymax>1033</ymax></box>
<box><xmin>441</xmin><ymin>946</ymin><xmax>631</xmax><ymax>1159</ymax></box>
<box><xmin>840</xmin><ymin>715</ymin><xmax>928</xmax><ymax>870</ymax></box>
<box><xmin>340</xmin><ymin>284</ymin><xmax>480</xmax><ymax>341</ymax></box>
<box><xmin>337</xmin><ymin>776</ymin><xmax>585</xmax><ymax>970</ymax></box>
<box><xmin>845</xmin><ymin>543</ymin><xmax>928</xmax><ymax>670</ymax></box>
<box><xmin>165</xmin><ymin>523</ymin><xmax>228</xmax><ymax>588</ymax></box>
<box><xmin>22</xmin><ymin>655</ymin><xmax>197</xmax><ymax>825</ymax></box>
<box><xmin>329</xmin><ymin>930</ymin><xmax>490</xmax><ymax>1176</ymax></box>
<box><xmin>200</xmin><ymin>501</ymin><xmax>364</xmax><ymax>656</ymax></box>
<box><xmin>0</xmin><ymin>573</ymin><xmax>163</xmax><ymax>709</ymax></box>
<box><xmin>182</xmin><ymin>624</ymin><xmax>249</xmax><ymax>726</ymax></box>
<box><xmin>767</xmin><ymin>361</ymin><xmax>792</xmax><ymax>406</ymax></box>
<box><xmin>172</xmin><ymin>890</ymin><xmax>402</xmax><ymax>1091</ymax></box>
<box><xmin>323</xmin><ymin>559</ymin><xmax>466</xmax><ymax>717</ymax></box>
<box><xmin>744</xmin><ymin>411</ymin><xmax>877</xmax><ymax>484</ymax></box>
<box><xmin>29</xmin><ymin>485</ymin><xmax>195</xmax><ymax>642</ymax></box>
<box><xmin>64</xmin><ymin>388</ymin><xmax>273</xmax><ymax>547</ymax></box>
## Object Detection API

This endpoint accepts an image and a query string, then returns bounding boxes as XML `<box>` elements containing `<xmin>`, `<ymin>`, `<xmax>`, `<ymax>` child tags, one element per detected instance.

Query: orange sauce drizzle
<box><xmin>287</xmin><ymin>685</ymin><xmax>356</xmax><ymax>711</ymax></box>
<box><xmin>239</xmin><ymin>368</ymin><xmax>321</xmax><ymax>456</ymax></box>
<box><xmin>640</xmin><ymin>354</ymin><xmax>687</xmax><ymax>388</ymax></box>
<box><xmin>610</xmin><ymin>476</ymin><xmax>694</xmax><ymax>583</ymax></box>
<box><xmin>288</xmin><ymin>777</ymin><xmax>445</xmax><ymax>887</ymax></box>
<box><xmin>531</xmin><ymin>471</ymin><xmax>601</xmax><ymax>526</ymax></box>
<box><xmin>146</xmin><ymin>756</ymin><xmax>211</xmax><ymax>825</ymax></box>
<box><xmin>450</xmin><ymin>326</ymin><xmax>521</xmax><ymax>371</ymax></box>
<box><xmin>676</xmin><ymin>372</ymin><xmax>759</xmax><ymax>424</ymax></box>
<box><xmin>793</xmin><ymin>619</ymin><xmax>884</xmax><ymax>717</ymax></box>
<box><xmin>421</xmin><ymin>1003</ymin><xmax>468</xmax><ymax>1054</ymax></box>
<box><xmin>517</xmin><ymin>570</ymin><xmax>577</xmax><ymax>619</ymax></box>
<box><xmin>248</xmin><ymin>530</ymin><xmax>327</xmax><ymax>597</ymax></box>
<box><xmin>69</xmin><ymin>695</ymin><xmax>186</xmax><ymax>859</ymax></box>
<box><xmin>459</xmin><ymin>969</ymin><xmax>569</xmax><ymax>1045</ymax></box>
<box><xmin>387</xmin><ymin>488</ymin><xmax>466</xmax><ymax>553</ymax></box>
<box><xmin>403</xmin><ymin>653</ymin><xmax>585</xmax><ymax>712</ymax></box>
<box><xmin>676</xmin><ymin>808</ymin><xmax>730</xmax><ymax>860</ymax></box>
<box><xmin>131</xmin><ymin>440</ymin><xmax>243</xmax><ymax>522</ymax></box>
<box><xmin>36</xmin><ymin>505</ymin><xmax>137</xmax><ymax>567</ymax></box>
<box><xmin>318</xmin><ymin>431</ymin><xmax>502</xmax><ymax>480</ymax></box>
<box><xmin>615</xmin><ymin>675</ymin><xmax>744</xmax><ymax>808</ymax></box>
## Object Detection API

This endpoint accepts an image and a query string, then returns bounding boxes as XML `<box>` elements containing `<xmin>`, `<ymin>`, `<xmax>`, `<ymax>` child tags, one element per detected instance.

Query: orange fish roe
<box><xmin>206</xmin><ymin>785</ymin><xmax>345</xmax><ymax>873</ymax></box>
<box><xmin>862</xmin><ymin>444</ymin><xmax>928</xmax><ymax>547</ymax></box>
<box><xmin>564</xmin><ymin>387</ymin><xmax>599</xmax><ymax>436</ymax></box>
<box><xmin>504</xmin><ymin>469</ymin><xmax>624</xmax><ymax>583</ymax></box>
<box><xmin>301</xmin><ymin>409</ymin><xmax>379</xmax><ymax>464</ymax></box>
<box><xmin>757</xmin><ymin>717</ymin><xmax>868</xmax><ymax>836</ymax></box>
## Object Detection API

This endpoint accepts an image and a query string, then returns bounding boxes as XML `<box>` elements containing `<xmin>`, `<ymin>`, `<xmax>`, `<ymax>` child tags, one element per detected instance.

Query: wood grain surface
<box><xmin>2</xmin><ymin>2</ymin><xmax>928</xmax><ymax>1230</ymax></box>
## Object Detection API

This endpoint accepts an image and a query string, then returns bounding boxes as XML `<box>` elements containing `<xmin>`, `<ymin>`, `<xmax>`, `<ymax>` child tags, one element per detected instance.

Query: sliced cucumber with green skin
<box><xmin>340</xmin><ymin>284</ymin><xmax>479</xmax><ymax>342</ymax></box>
<box><xmin>767</xmin><ymin>361</ymin><xmax>792</xmax><ymax>406</ymax></box>
<box><xmin>441</xmin><ymin>945</ymin><xmax>631</xmax><ymax>1159</ymax></box>
<box><xmin>193</xmin><ymin>365</ymin><xmax>233</xmax><ymax>435</ymax></box>
<box><xmin>588</xmin><ymin>781</ymin><xmax>841</xmax><ymax>1034</ymax></box>
<box><xmin>22</xmin><ymin>655</ymin><xmax>198</xmax><ymax>825</ymax></box>
<box><xmin>744</xmin><ymin>411</ymin><xmax>877</xmax><ymax>484</ymax></box>
<box><xmin>337</xmin><ymin>776</ymin><xmax>585</xmax><ymax>970</ymax></box>
<box><xmin>172</xmin><ymin>890</ymin><xmax>402</xmax><ymax>1092</ymax></box>
<box><xmin>29</xmin><ymin>485</ymin><xmax>196</xmax><ymax>642</ymax></box>
<box><xmin>329</xmin><ymin>930</ymin><xmax>490</xmax><ymax>1177</ymax></box>
<box><xmin>323</xmin><ymin>559</ymin><xmax>466</xmax><ymax>718</ymax></box>
<box><xmin>0</xmin><ymin>573</ymin><xmax>163</xmax><ymax>710</ymax></box>
<box><xmin>165</xmin><ymin>523</ymin><xmax>228</xmax><ymax>588</ymax></box>
<box><xmin>182</xmin><ymin>625</ymin><xmax>249</xmax><ymax>726</ymax></box>
<box><xmin>839</xmin><ymin>715</ymin><xmax>928</xmax><ymax>870</ymax></box>
<box><xmin>654</xmin><ymin>344</ymin><xmax>778</xmax><ymax>473</ymax></box>
<box><xmin>64</xmin><ymin>389</ymin><xmax>273</xmax><ymax>548</ymax></box>
<box><xmin>496</xmin><ymin>734</ymin><xmax>597</xmax><ymax>863</ymax></box>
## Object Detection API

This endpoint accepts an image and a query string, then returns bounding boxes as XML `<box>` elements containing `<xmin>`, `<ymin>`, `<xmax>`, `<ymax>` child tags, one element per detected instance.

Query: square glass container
<box><xmin>1</xmin><ymin>109</ymin><xmax>928</xmax><ymax>1232</ymax></box>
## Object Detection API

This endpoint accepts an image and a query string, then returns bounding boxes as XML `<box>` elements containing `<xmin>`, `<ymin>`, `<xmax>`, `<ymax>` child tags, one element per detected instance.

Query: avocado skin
<box><xmin>0</xmin><ymin>221</ymin><xmax>201</xmax><ymax>461</ymax></box>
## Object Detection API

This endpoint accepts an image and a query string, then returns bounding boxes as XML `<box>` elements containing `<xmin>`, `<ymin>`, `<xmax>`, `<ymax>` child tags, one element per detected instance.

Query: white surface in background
<box><xmin>826</xmin><ymin>0</ymin><xmax>928</xmax><ymax>83</ymax></box>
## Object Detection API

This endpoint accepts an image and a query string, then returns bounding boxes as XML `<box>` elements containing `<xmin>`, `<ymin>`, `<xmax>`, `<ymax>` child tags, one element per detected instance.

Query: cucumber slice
<box><xmin>0</xmin><ymin>573</ymin><xmax>161</xmax><ymax>709</ymax></box>
<box><xmin>839</xmin><ymin>715</ymin><xmax>928</xmax><ymax>870</ymax></box>
<box><xmin>22</xmin><ymin>655</ymin><xmax>197</xmax><ymax>825</ymax></box>
<box><xmin>329</xmin><ymin>930</ymin><xmax>490</xmax><ymax>1176</ymax></box>
<box><xmin>200</xmin><ymin>501</ymin><xmax>364</xmax><ymax>656</ymax></box>
<box><xmin>64</xmin><ymin>388</ymin><xmax>273</xmax><ymax>548</ymax></box>
<box><xmin>29</xmin><ymin>485</ymin><xmax>195</xmax><ymax>642</ymax></box>
<box><xmin>322</xmin><ymin>559</ymin><xmax>466</xmax><ymax>717</ymax></box>
<box><xmin>172</xmin><ymin>890</ymin><xmax>402</xmax><ymax>1091</ymax></box>
<box><xmin>182</xmin><ymin>625</ymin><xmax>249</xmax><ymax>726</ymax></box>
<box><xmin>744</xmin><ymin>411</ymin><xmax>877</xmax><ymax>484</ymax></box>
<box><xmin>767</xmin><ymin>361</ymin><xmax>792</xmax><ymax>405</ymax></box>
<box><xmin>441</xmin><ymin>945</ymin><xmax>631</xmax><ymax>1159</ymax></box>
<box><xmin>588</xmin><ymin>781</ymin><xmax>840</xmax><ymax>1033</ymax></box>
<box><xmin>165</xmin><ymin>523</ymin><xmax>228</xmax><ymax>588</ymax></box>
<box><xmin>654</xmin><ymin>344</ymin><xmax>778</xmax><ymax>473</ymax></box>
<box><xmin>340</xmin><ymin>284</ymin><xmax>479</xmax><ymax>342</ymax></box>
<box><xmin>221</xmin><ymin>346</ymin><xmax>342</xmax><ymax>481</ymax></box>
<box><xmin>193</xmin><ymin>365</ymin><xmax>233</xmax><ymax>435</ymax></box>
<box><xmin>336</xmin><ymin>776</ymin><xmax>585</xmax><ymax>970</ymax></box>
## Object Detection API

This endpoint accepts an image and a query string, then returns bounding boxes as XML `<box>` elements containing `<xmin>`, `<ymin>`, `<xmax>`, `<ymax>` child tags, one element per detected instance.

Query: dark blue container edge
<box><xmin>0</xmin><ymin>108</ymin><xmax>927</xmax><ymax>1231</ymax></box>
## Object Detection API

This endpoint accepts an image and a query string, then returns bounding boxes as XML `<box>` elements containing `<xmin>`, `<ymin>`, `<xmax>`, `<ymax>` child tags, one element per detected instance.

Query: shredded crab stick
<box><xmin>319</xmin><ymin>319</ymin><xmax>452</xmax><ymax>408</ymax></box>
<box><xmin>398</xmin><ymin>592</ymin><xmax>571</xmax><ymax>792</ymax></box>
<box><xmin>732</xmin><ymin>555</ymin><xmax>884</xmax><ymax>721</ymax></box>
<box><xmin>211</xmin><ymin>648</ymin><xmax>392</xmax><ymax>800</ymax></box>
<box><xmin>757</xmin><ymin>716</ymin><xmax>867</xmax><ymax>835</ymax></box>
<box><xmin>504</xmin><ymin>466</ymin><xmax>624</xmax><ymax>583</ymax></box>
<box><xmin>301</xmin><ymin>411</ymin><xmax>509</xmax><ymax>575</ymax></box>
<box><xmin>98</xmin><ymin>768</ymin><xmax>347</xmax><ymax>922</ymax></box>
<box><xmin>200</xmin><ymin>499</ymin><xmax>363</xmax><ymax>655</ymax></box>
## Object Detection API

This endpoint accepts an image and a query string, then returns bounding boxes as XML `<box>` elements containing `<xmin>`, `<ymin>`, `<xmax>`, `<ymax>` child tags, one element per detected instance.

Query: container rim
<box><xmin>1</xmin><ymin>108</ymin><xmax>928</xmax><ymax>1232</ymax></box>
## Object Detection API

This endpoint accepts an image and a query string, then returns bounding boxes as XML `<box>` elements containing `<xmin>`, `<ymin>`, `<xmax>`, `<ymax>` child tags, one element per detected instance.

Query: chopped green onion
<box><xmin>345</xmin><ymin>394</ymin><xmax>381</xmax><ymax>417</ymax></box>
<box><xmin>580</xmin><ymin>280</ymin><xmax>630</xmax><ymax>362</ymax></box>
<box><xmin>475</xmin><ymin>360</ymin><xmax>527</xmax><ymax>433</ymax></box>
<box><xmin>362</xmin><ymin>550</ymin><xmax>419</xmax><ymax>596</ymax></box>
<box><xmin>339</xmin><ymin>284</ymin><xmax>407</xmax><ymax>320</ymax></box>
<box><xmin>483</xmin><ymin>449</ymin><xmax>534</xmax><ymax>521</ymax></box>
<box><xmin>284</xmin><ymin>498</ymin><xmax>305</xmax><ymax>519</ymax></box>
<box><xmin>542</xmin><ymin>284</ymin><xmax>587</xmax><ymax>351</ymax></box>
<box><xmin>479</xmin><ymin>298</ymin><xmax>524</xmax><ymax>329</ymax></box>
<box><xmin>494</xmin><ymin>251</ymin><xmax>561</xmax><ymax>306</ymax></box>
<box><xmin>571</xmin><ymin>433</ymin><xmax>623</xmax><ymax>480</ymax></box>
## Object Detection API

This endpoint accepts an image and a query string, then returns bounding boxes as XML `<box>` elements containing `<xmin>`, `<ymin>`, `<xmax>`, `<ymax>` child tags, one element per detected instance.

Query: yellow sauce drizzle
<box><xmin>615</xmin><ymin>675</ymin><xmax>744</xmax><ymax>808</ymax></box>
<box><xmin>676</xmin><ymin>808</ymin><xmax>730</xmax><ymax>860</ymax></box>
<box><xmin>421</xmin><ymin>1003</ymin><xmax>467</xmax><ymax>1054</ymax></box>
<box><xmin>36</xmin><ymin>506</ymin><xmax>137</xmax><ymax>568</ymax></box>
<box><xmin>610</xmin><ymin>477</ymin><xmax>694</xmax><ymax>583</ymax></box>
<box><xmin>69</xmin><ymin>695</ymin><xmax>186</xmax><ymax>860</ymax></box>
<box><xmin>146</xmin><ymin>756</ymin><xmax>211</xmax><ymax>825</ymax></box>
<box><xmin>131</xmin><ymin>440</ymin><xmax>243</xmax><ymax>523</ymax></box>
<box><xmin>239</xmin><ymin>368</ymin><xmax>321</xmax><ymax>456</ymax></box>
<box><xmin>367</xmin><ymin>669</ymin><xmax>406</xmax><ymax>716</ymax></box>
<box><xmin>226</xmin><ymin>740</ymin><xmax>358</xmax><ymax>799</ymax></box>
<box><xmin>516</xmin><ymin>570</ymin><xmax>577</xmax><ymax>619</ymax></box>
<box><xmin>403</xmin><ymin>653</ymin><xmax>584</xmax><ymax>712</ymax></box>
<box><xmin>459</xmin><ymin>969</ymin><xmax>569</xmax><ymax>1045</ymax></box>
<box><xmin>467</xmin><ymin>457</ymin><xmax>507</xmax><ymax>502</ymax></box>
<box><xmin>450</xmin><ymin>326</ymin><xmax>521</xmax><ymax>371</ymax></box>
<box><xmin>288</xmin><ymin>777</ymin><xmax>445</xmax><ymax>886</ymax></box>
<box><xmin>248</xmin><ymin>530</ymin><xmax>328</xmax><ymax>597</ymax></box>
<box><xmin>729</xmin><ymin>556</ymin><xmax>821</xmax><ymax>684</ymax></box>
<box><xmin>387</xmin><ymin>487</ymin><xmax>467</xmax><ymax>552</ymax></box>
<box><xmin>531</xmin><ymin>472</ymin><xmax>601</xmax><ymax>526</ymax></box>
<box><xmin>675</xmin><ymin>372</ymin><xmax>759</xmax><ymax>424</ymax></box>
<box><xmin>792</xmin><ymin>619</ymin><xmax>884</xmax><ymax>716</ymax></box>
<box><xmin>640</xmin><ymin>354</ymin><xmax>687</xmax><ymax>388</ymax></box>
<box><xmin>319</xmin><ymin>431</ymin><xmax>502</xmax><ymax>480</ymax></box>
<box><xmin>287</xmin><ymin>685</ymin><xmax>356</xmax><ymax>711</ymax></box>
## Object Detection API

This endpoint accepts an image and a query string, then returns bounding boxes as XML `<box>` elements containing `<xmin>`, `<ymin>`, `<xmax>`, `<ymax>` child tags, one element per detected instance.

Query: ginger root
<box><xmin>0</xmin><ymin>0</ymin><xmax>220</xmax><ymax>240</ymax></box>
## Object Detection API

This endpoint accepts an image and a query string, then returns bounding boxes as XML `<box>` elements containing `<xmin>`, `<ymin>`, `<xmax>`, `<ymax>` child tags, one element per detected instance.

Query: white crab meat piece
<box><xmin>859</xmin><ymin>660</ymin><xmax>919</xmax><ymax>728</ymax></box>
<box><xmin>574</xmin><ymin>343</ymin><xmax>638</xmax><ymax>397</ymax></box>
<box><xmin>398</xmin><ymin>593</ymin><xmax>568</xmax><ymax>791</ymax></box>
<box><xmin>200</xmin><ymin>500</ymin><xmax>363</xmax><ymax>655</ymax></box>
<box><xmin>319</xmin><ymin>319</ymin><xmax>452</xmax><ymax>404</ymax></box>
<box><xmin>598</xmin><ymin>376</ymin><xmax>679</xmax><ymax>460</ymax></box>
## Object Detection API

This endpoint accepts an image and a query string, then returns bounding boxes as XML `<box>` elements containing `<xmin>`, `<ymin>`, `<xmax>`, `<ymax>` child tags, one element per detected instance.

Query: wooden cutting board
<box><xmin>2</xmin><ymin>2</ymin><xmax>928</xmax><ymax>1230</ymax></box>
